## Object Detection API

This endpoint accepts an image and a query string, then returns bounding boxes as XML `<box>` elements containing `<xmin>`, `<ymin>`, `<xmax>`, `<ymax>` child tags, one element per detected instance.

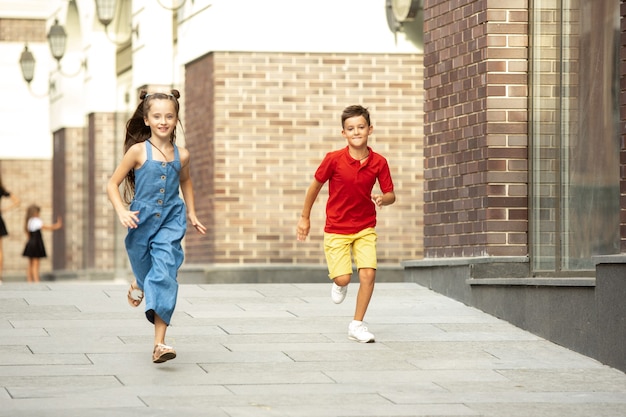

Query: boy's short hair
<box><xmin>341</xmin><ymin>105</ymin><xmax>371</xmax><ymax>127</ymax></box>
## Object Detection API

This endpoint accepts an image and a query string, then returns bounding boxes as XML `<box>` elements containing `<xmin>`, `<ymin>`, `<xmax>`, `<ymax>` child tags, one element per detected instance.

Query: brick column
<box><xmin>423</xmin><ymin>0</ymin><xmax>529</xmax><ymax>258</ymax></box>
<box><xmin>621</xmin><ymin>0</ymin><xmax>626</xmax><ymax>252</ymax></box>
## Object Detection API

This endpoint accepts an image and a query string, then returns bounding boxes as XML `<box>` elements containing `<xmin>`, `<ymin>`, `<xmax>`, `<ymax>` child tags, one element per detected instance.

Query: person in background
<box><xmin>22</xmin><ymin>204</ymin><xmax>62</xmax><ymax>283</ymax></box>
<box><xmin>0</xmin><ymin>174</ymin><xmax>20</xmax><ymax>284</ymax></box>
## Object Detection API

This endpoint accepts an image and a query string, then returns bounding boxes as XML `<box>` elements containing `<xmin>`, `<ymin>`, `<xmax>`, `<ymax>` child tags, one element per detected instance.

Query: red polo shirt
<box><xmin>315</xmin><ymin>146</ymin><xmax>394</xmax><ymax>234</ymax></box>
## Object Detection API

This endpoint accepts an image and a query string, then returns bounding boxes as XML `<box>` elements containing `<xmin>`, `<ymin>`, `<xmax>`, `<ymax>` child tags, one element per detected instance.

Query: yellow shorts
<box><xmin>323</xmin><ymin>228</ymin><xmax>377</xmax><ymax>279</ymax></box>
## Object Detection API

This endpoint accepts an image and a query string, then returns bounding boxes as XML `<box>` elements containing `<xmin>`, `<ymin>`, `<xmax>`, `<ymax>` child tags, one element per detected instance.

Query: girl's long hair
<box><xmin>24</xmin><ymin>204</ymin><xmax>40</xmax><ymax>233</ymax></box>
<box><xmin>122</xmin><ymin>89</ymin><xmax>181</xmax><ymax>204</ymax></box>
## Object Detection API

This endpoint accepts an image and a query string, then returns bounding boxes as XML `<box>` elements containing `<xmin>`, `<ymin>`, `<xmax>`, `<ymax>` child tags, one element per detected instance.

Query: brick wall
<box><xmin>0</xmin><ymin>18</ymin><xmax>45</xmax><ymax>42</ymax></box>
<box><xmin>423</xmin><ymin>0</ymin><xmax>528</xmax><ymax>257</ymax></box>
<box><xmin>185</xmin><ymin>51</ymin><xmax>424</xmax><ymax>265</ymax></box>
<box><xmin>621</xmin><ymin>0</ymin><xmax>626</xmax><ymax>252</ymax></box>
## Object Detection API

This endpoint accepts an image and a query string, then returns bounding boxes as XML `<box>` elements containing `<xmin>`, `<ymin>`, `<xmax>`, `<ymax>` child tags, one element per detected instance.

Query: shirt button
<box><xmin>161</xmin><ymin>175</ymin><xmax>166</xmax><ymax>180</ymax></box>
<box><xmin>160</xmin><ymin>188</ymin><xmax>165</xmax><ymax>193</ymax></box>
<box><xmin>157</xmin><ymin>199</ymin><xmax>163</xmax><ymax>205</ymax></box>
<box><xmin>161</xmin><ymin>162</ymin><xmax>166</xmax><ymax>168</ymax></box>
<box><xmin>155</xmin><ymin>213</ymin><xmax>161</xmax><ymax>218</ymax></box>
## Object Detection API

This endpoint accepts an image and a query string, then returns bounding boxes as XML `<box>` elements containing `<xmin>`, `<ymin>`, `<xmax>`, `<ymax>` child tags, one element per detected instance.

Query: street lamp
<box><xmin>20</xmin><ymin>19</ymin><xmax>67</xmax><ymax>84</ymax></box>
<box><xmin>20</xmin><ymin>18</ymin><xmax>68</xmax><ymax>82</ymax></box>
<box><xmin>19</xmin><ymin>45</ymin><xmax>36</xmax><ymax>83</ymax></box>
<box><xmin>95</xmin><ymin>0</ymin><xmax>116</xmax><ymax>27</ymax></box>
<box><xmin>47</xmin><ymin>19</ymin><xmax>67</xmax><ymax>62</ymax></box>
<box><xmin>19</xmin><ymin>18</ymin><xmax>84</xmax><ymax>88</ymax></box>
<box><xmin>94</xmin><ymin>0</ymin><xmax>138</xmax><ymax>45</ymax></box>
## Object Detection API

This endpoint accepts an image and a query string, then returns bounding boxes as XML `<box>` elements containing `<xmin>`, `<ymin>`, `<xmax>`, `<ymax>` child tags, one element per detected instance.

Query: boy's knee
<box><xmin>358</xmin><ymin>268</ymin><xmax>376</xmax><ymax>283</ymax></box>
<box><xmin>333</xmin><ymin>274</ymin><xmax>351</xmax><ymax>286</ymax></box>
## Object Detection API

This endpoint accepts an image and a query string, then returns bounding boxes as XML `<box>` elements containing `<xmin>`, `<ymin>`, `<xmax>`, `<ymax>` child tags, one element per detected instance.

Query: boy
<box><xmin>296</xmin><ymin>105</ymin><xmax>396</xmax><ymax>343</ymax></box>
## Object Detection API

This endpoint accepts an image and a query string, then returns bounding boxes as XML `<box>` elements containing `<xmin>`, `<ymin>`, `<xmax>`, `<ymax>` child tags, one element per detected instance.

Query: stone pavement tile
<box><xmin>1</xmin><ymin>281</ymin><xmax>625</xmax><ymax>417</ymax></box>
<box><xmin>495</xmin><ymin>368</ymin><xmax>626</xmax><ymax>392</ymax></box>
<box><xmin>470</xmin><ymin>402</ymin><xmax>625</xmax><ymax>417</ymax></box>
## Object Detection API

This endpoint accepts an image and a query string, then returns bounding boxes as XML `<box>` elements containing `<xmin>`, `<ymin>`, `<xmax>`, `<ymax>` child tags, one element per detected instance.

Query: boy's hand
<box><xmin>371</xmin><ymin>194</ymin><xmax>384</xmax><ymax>207</ymax></box>
<box><xmin>297</xmin><ymin>217</ymin><xmax>310</xmax><ymax>241</ymax></box>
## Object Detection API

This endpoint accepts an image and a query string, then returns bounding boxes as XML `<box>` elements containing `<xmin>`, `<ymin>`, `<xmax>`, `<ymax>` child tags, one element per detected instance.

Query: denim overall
<box><xmin>125</xmin><ymin>141</ymin><xmax>186</xmax><ymax>325</ymax></box>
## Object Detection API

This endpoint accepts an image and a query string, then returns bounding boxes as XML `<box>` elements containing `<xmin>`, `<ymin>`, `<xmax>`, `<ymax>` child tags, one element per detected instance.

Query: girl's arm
<box><xmin>178</xmin><ymin>148</ymin><xmax>206</xmax><ymax>234</ymax></box>
<box><xmin>106</xmin><ymin>144</ymin><xmax>142</xmax><ymax>228</ymax></box>
<box><xmin>7</xmin><ymin>193</ymin><xmax>20</xmax><ymax>211</ymax></box>
<box><xmin>296</xmin><ymin>179</ymin><xmax>323</xmax><ymax>241</ymax></box>
<box><xmin>42</xmin><ymin>216</ymin><xmax>63</xmax><ymax>231</ymax></box>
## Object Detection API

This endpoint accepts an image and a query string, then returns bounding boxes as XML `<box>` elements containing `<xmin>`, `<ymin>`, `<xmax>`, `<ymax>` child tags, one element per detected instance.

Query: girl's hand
<box><xmin>118</xmin><ymin>210</ymin><xmax>140</xmax><ymax>229</ymax></box>
<box><xmin>189</xmin><ymin>215</ymin><xmax>207</xmax><ymax>234</ymax></box>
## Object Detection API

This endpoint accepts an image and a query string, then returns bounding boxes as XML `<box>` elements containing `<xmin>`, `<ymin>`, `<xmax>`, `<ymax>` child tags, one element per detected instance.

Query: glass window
<box><xmin>530</xmin><ymin>0</ymin><xmax>620</xmax><ymax>274</ymax></box>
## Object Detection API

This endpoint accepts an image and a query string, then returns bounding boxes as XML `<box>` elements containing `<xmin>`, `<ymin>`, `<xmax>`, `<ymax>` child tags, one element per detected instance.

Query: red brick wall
<box><xmin>185</xmin><ymin>51</ymin><xmax>425</xmax><ymax>265</ymax></box>
<box><xmin>621</xmin><ymin>0</ymin><xmax>626</xmax><ymax>252</ymax></box>
<box><xmin>423</xmin><ymin>0</ymin><xmax>528</xmax><ymax>257</ymax></box>
<box><xmin>0</xmin><ymin>18</ymin><xmax>45</xmax><ymax>42</ymax></box>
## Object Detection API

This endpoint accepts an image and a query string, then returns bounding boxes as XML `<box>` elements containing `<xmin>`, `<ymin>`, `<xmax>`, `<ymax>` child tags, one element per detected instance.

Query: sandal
<box><xmin>153</xmin><ymin>343</ymin><xmax>176</xmax><ymax>363</ymax></box>
<box><xmin>127</xmin><ymin>282</ymin><xmax>144</xmax><ymax>307</ymax></box>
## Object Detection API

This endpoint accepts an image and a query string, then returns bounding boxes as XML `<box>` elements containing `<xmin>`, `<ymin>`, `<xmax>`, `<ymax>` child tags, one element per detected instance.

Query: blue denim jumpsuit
<box><xmin>125</xmin><ymin>142</ymin><xmax>186</xmax><ymax>325</ymax></box>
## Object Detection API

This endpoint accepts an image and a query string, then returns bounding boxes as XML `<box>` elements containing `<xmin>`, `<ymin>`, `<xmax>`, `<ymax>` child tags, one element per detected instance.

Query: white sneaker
<box><xmin>348</xmin><ymin>321</ymin><xmax>375</xmax><ymax>343</ymax></box>
<box><xmin>331</xmin><ymin>282</ymin><xmax>347</xmax><ymax>304</ymax></box>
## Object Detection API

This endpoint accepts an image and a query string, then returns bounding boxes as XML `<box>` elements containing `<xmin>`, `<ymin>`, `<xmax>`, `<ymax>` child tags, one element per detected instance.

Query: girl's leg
<box><xmin>26</xmin><ymin>258</ymin><xmax>33</xmax><ymax>282</ymax></box>
<box><xmin>152</xmin><ymin>313</ymin><xmax>176</xmax><ymax>363</ymax></box>
<box><xmin>154</xmin><ymin>314</ymin><xmax>168</xmax><ymax>346</ymax></box>
<box><xmin>354</xmin><ymin>267</ymin><xmax>376</xmax><ymax>321</ymax></box>
<box><xmin>32</xmin><ymin>258</ymin><xmax>40</xmax><ymax>282</ymax></box>
<box><xmin>0</xmin><ymin>239</ymin><xmax>3</xmax><ymax>282</ymax></box>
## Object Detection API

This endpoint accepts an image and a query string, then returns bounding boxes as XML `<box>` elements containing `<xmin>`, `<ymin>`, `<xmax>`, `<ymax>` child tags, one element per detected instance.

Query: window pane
<box><xmin>530</xmin><ymin>0</ymin><xmax>620</xmax><ymax>274</ymax></box>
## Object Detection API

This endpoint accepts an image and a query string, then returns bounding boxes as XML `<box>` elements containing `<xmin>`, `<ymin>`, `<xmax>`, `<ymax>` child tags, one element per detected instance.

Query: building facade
<box><xmin>0</xmin><ymin>0</ymin><xmax>424</xmax><ymax>279</ymax></box>
<box><xmin>406</xmin><ymin>0</ymin><xmax>624</xmax><ymax>371</ymax></box>
<box><xmin>1</xmin><ymin>0</ymin><xmax>624</xmax><ymax>370</ymax></box>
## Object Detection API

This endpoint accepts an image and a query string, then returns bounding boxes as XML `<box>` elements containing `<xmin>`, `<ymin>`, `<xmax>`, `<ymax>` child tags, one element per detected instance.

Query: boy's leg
<box><xmin>354</xmin><ymin>268</ymin><xmax>376</xmax><ymax>321</ymax></box>
<box><xmin>324</xmin><ymin>233</ymin><xmax>353</xmax><ymax>303</ymax></box>
<box><xmin>346</xmin><ymin>228</ymin><xmax>377</xmax><ymax>342</ymax></box>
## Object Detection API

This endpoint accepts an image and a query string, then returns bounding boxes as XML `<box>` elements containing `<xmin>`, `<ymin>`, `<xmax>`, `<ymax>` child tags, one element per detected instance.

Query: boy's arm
<box><xmin>371</xmin><ymin>190</ymin><xmax>396</xmax><ymax>207</ymax></box>
<box><xmin>297</xmin><ymin>179</ymin><xmax>323</xmax><ymax>241</ymax></box>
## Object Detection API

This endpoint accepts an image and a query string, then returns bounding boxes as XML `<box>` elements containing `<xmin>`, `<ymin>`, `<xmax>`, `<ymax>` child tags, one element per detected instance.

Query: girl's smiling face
<box><xmin>342</xmin><ymin>115</ymin><xmax>373</xmax><ymax>148</ymax></box>
<box><xmin>144</xmin><ymin>99</ymin><xmax>178</xmax><ymax>141</ymax></box>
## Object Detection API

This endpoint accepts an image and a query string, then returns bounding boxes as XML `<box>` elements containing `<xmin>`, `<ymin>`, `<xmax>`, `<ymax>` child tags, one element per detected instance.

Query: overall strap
<box><xmin>174</xmin><ymin>144</ymin><xmax>180</xmax><ymax>162</ymax></box>
<box><xmin>145</xmin><ymin>141</ymin><xmax>153</xmax><ymax>160</ymax></box>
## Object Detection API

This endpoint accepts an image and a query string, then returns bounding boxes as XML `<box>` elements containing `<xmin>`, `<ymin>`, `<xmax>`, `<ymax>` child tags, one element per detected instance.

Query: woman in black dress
<box><xmin>23</xmin><ymin>205</ymin><xmax>62</xmax><ymax>283</ymax></box>
<box><xmin>0</xmin><ymin>174</ymin><xmax>20</xmax><ymax>283</ymax></box>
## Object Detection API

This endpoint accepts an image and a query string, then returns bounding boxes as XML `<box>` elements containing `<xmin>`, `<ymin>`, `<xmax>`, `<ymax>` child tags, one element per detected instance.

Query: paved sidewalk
<box><xmin>0</xmin><ymin>281</ymin><xmax>624</xmax><ymax>417</ymax></box>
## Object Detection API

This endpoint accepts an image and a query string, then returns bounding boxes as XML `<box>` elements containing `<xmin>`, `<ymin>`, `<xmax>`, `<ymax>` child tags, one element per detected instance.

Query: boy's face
<box><xmin>341</xmin><ymin>115</ymin><xmax>373</xmax><ymax>148</ymax></box>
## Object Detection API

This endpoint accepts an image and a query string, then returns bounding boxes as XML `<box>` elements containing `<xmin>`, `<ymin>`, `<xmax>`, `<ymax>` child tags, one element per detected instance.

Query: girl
<box><xmin>0</xmin><ymin>174</ymin><xmax>20</xmax><ymax>284</ymax></box>
<box><xmin>107</xmin><ymin>89</ymin><xmax>206</xmax><ymax>364</ymax></box>
<box><xmin>22</xmin><ymin>204</ymin><xmax>62</xmax><ymax>283</ymax></box>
